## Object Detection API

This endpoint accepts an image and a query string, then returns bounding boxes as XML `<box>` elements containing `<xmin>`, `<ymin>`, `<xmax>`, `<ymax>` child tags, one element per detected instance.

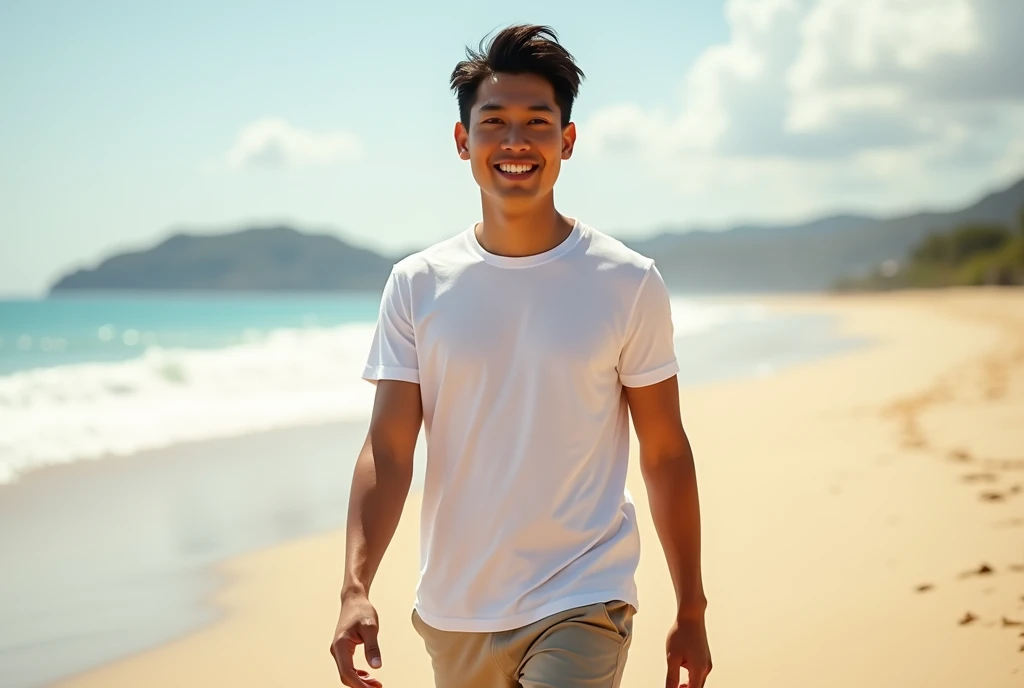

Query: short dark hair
<box><xmin>450</xmin><ymin>24</ymin><xmax>585</xmax><ymax>129</ymax></box>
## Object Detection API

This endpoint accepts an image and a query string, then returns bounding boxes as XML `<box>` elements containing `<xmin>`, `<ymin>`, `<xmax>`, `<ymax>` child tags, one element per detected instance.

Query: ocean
<box><xmin>0</xmin><ymin>291</ymin><xmax>858</xmax><ymax>487</ymax></box>
<box><xmin>0</xmin><ymin>291</ymin><xmax>862</xmax><ymax>687</ymax></box>
<box><xmin>0</xmin><ymin>292</ymin><xmax>382</xmax><ymax>485</ymax></box>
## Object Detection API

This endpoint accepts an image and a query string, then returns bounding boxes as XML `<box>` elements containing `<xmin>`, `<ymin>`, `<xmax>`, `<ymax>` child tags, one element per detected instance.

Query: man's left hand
<box><xmin>664</xmin><ymin>615</ymin><xmax>712</xmax><ymax>688</ymax></box>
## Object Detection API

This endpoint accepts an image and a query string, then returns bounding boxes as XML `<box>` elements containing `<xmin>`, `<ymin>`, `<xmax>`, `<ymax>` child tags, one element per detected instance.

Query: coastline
<box><xmin>5</xmin><ymin>291</ymin><xmax>849</xmax><ymax>688</ymax></box>
<box><xmin>22</xmin><ymin>288</ymin><xmax>1024</xmax><ymax>686</ymax></box>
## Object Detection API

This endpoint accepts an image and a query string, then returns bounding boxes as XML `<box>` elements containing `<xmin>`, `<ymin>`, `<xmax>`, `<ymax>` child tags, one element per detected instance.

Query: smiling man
<box><xmin>330</xmin><ymin>24</ymin><xmax>711</xmax><ymax>688</ymax></box>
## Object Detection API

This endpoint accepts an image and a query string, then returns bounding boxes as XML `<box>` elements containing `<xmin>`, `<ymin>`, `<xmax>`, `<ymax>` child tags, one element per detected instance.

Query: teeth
<box><xmin>499</xmin><ymin>163</ymin><xmax>533</xmax><ymax>174</ymax></box>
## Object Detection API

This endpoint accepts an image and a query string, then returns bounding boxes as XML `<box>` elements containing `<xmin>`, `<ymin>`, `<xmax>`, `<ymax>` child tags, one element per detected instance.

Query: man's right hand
<box><xmin>330</xmin><ymin>593</ymin><xmax>383</xmax><ymax>688</ymax></box>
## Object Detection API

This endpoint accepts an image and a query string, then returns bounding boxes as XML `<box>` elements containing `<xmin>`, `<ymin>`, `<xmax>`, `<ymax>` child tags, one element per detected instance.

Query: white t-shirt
<box><xmin>362</xmin><ymin>218</ymin><xmax>679</xmax><ymax>632</ymax></box>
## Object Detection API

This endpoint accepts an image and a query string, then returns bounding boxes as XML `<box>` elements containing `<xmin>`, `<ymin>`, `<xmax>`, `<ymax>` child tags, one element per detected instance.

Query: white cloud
<box><xmin>582</xmin><ymin>0</ymin><xmax>1024</xmax><ymax>214</ymax></box>
<box><xmin>791</xmin><ymin>0</ymin><xmax>1024</xmax><ymax>107</ymax></box>
<box><xmin>787</xmin><ymin>0</ymin><xmax>978</xmax><ymax>132</ymax></box>
<box><xmin>225</xmin><ymin>117</ymin><xmax>361</xmax><ymax>170</ymax></box>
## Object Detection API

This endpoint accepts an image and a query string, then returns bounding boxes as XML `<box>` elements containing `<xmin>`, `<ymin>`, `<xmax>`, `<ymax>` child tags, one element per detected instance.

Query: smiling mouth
<box><xmin>494</xmin><ymin>163</ymin><xmax>539</xmax><ymax>177</ymax></box>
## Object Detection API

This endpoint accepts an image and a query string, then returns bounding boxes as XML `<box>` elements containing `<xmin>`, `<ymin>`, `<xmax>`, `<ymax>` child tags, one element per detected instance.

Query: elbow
<box><xmin>639</xmin><ymin>445</ymin><xmax>695</xmax><ymax>483</ymax></box>
<box><xmin>364</xmin><ymin>437</ymin><xmax>415</xmax><ymax>487</ymax></box>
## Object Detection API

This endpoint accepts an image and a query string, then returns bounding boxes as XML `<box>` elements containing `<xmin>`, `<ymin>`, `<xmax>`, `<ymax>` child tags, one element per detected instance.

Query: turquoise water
<box><xmin>0</xmin><ymin>293</ymin><xmax>387</xmax><ymax>484</ymax></box>
<box><xmin>0</xmin><ymin>292</ymin><xmax>381</xmax><ymax>375</ymax></box>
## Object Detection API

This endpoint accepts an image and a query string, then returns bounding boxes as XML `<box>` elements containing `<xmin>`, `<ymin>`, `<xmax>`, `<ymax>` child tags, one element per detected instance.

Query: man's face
<box><xmin>454</xmin><ymin>72</ymin><xmax>576</xmax><ymax>204</ymax></box>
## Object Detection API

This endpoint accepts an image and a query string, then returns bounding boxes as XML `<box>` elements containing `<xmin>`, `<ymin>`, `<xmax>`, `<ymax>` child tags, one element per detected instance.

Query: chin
<box><xmin>492</xmin><ymin>187</ymin><xmax>545</xmax><ymax>201</ymax></box>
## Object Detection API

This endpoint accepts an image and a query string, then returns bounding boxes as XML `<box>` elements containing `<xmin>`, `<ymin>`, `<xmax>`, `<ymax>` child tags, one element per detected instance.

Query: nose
<box><xmin>501</xmin><ymin>124</ymin><xmax>531</xmax><ymax>152</ymax></box>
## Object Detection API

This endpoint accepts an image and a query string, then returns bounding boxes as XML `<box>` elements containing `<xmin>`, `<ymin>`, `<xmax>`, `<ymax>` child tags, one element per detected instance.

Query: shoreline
<box><xmin>0</xmin><ymin>420</ymin><xmax>382</xmax><ymax>688</ymax></box>
<box><xmin>4</xmin><ymin>292</ymin><xmax>860</xmax><ymax>683</ymax></box>
<box><xmin>0</xmin><ymin>292</ymin><xmax>843</xmax><ymax>489</ymax></box>
<box><xmin>13</xmin><ymin>288</ymin><xmax>1024</xmax><ymax>686</ymax></box>
<box><xmin>3</xmin><ymin>292</ymin><xmax>853</xmax><ymax>688</ymax></box>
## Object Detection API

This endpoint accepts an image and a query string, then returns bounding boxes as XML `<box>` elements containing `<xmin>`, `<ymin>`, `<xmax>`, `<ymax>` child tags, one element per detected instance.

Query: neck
<box><xmin>476</xmin><ymin>194</ymin><xmax>573</xmax><ymax>258</ymax></box>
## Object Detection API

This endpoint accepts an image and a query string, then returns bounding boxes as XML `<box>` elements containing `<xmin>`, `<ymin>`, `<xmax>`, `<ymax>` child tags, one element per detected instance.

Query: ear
<box><xmin>454</xmin><ymin>122</ymin><xmax>470</xmax><ymax>160</ymax></box>
<box><xmin>561</xmin><ymin>122</ymin><xmax>577</xmax><ymax>160</ymax></box>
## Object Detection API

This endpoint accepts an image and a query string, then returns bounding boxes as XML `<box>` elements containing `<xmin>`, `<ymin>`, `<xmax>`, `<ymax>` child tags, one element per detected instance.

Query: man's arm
<box><xmin>330</xmin><ymin>379</ymin><xmax>422</xmax><ymax>688</ymax></box>
<box><xmin>626</xmin><ymin>374</ymin><xmax>705</xmax><ymax>612</ymax></box>
<box><xmin>625</xmin><ymin>374</ymin><xmax>712</xmax><ymax>688</ymax></box>
<box><xmin>343</xmin><ymin>379</ymin><xmax>422</xmax><ymax>599</ymax></box>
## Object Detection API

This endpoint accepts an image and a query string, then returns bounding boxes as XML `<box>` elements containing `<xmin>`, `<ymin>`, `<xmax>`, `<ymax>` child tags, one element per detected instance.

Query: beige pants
<box><xmin>411</xmin><ymin>600</ymin><xmax>634</xmax><ymax>688</ymax></box>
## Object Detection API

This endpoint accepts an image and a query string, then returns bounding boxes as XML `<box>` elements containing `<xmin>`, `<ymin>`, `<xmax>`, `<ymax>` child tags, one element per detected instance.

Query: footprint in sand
<box><xmin>959</xmin><ymin>563</ymin><xmax>995</xmax><ymax>579</ymax></box>
<box><xmin>959</xmin><ymin>611</ymin><xmax>977</xmax><ymax>625</ymax></box>
<box><xmin>984</xmin><ymin>485</ymin><xmax>1022</xmax><ymax>501</ymax></box>
<box><xmin>949</xmin><ymin>448</ymin><xmax>973</xmax><ymax>462</ymax></box>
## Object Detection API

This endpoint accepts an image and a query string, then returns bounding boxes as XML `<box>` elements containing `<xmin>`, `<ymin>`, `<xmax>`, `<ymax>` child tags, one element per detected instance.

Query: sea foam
<box><xmin>0</xmin><ymin>298</ymin><xmax>761</xmax><ymax>485</ymax></box>
<box><xmin>0</xmin><ymin>323</ymin><xmax>379</xmax><ymax>485</ymax></box>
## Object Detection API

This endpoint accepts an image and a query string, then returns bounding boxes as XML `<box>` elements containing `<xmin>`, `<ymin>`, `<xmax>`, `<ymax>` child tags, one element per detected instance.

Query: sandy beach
<box><xmin>52</xmin><ymin>289</ymin><xmax>1024</xmax><ymax>688</ymax></box>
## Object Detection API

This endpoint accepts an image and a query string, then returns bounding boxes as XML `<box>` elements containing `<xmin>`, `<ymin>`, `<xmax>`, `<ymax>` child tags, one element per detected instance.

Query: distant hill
<box><xmin>49</xmin><ymin>176</ymin><xmax>1024</xmax><ymax>294</ymax></box>
<box><xmin>834</xmin><ymin>216</ymin><xmax>1024</xmax><ymax>291</ymax></box>
<box><xmin>624</xmin><ymin>176</ymin><xmax>1024</xmax><ymax>292</ymax></box>
<box><xmin>50</xmin><ymin>226</ymin><xmax>395</xmax><ymax>293</ymax></box>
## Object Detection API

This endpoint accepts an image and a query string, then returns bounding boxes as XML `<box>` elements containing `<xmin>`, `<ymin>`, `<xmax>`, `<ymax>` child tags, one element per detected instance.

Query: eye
<box><xmin>482</xmin><ymin>118</ymin><xmax>503</xmax><ymax>124</ymax></box>
<box><xmin>529</xmin><ymin>118</ymin><xmax>550</xmax><ymax>125</ymax></box>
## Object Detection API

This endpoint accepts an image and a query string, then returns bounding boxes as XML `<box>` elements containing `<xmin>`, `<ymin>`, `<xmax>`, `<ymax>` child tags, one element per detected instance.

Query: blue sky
<box><xmin>2</xmin><ymin>0</ymin><xmax>1022</xmax><ymax>295</ymax></box>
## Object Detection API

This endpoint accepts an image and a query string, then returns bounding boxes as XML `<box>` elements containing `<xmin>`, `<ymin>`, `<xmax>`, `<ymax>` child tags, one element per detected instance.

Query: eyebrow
<box><xmin>478</xmin><ymin>103</ymin><xmax>556</xmax><ymax>114</ymax></box>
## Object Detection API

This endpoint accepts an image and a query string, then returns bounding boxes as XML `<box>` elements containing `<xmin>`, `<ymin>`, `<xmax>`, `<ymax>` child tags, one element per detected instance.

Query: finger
<box><xmin>329</xmin><ymin>640</ymin><xmax>349</xmax><ymax>685</ymax></box>
<box><xmin>332</xmin><ymin>637</ymin><xmax>370</xmax><ymax>688</ymax></box>
<box><xmin>686</xmin><ymin>663</ymin><xmax>709</xmax><ymax>688</ymax></box>
<box><xmin>361</xmin><ymin>621</ymin><xmax>382</xmax><ymax>669</ymax></box>
<box><xmin>341</xmin><ymin>667</ymin><xmax>374</xmax><ymax>688</ymax></box>
<box><xmin>356</xmin><ymin>669</ymin><xmax>383</xmax><ymax>688</ymax></box>
<box><xmin>339</xmin><ymin>664</ymin><xmax>375</xmax><ymax>688</ymax></box>
<box><xmin>666</xmin><ymin>655</ymin><xmax>682</xmax><ymax>688</ymax></box>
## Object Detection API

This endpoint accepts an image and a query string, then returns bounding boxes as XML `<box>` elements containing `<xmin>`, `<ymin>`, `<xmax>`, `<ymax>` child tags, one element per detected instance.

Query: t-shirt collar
<box><xmin>467</xmin><ymin>218</ymin><xmax>584</xmax><ymax>269</ymax></box>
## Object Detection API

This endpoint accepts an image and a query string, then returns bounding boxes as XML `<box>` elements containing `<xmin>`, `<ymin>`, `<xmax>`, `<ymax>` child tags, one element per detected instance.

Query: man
<box><xmin>330</xmin><ymin>24</ymin><xmax>711</xmax><ymax>688</ymax></box>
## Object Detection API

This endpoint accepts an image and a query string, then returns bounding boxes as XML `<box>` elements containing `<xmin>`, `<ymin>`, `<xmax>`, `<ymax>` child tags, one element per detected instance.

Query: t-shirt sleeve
<box><xmin>618</xmin><ymin>262</ymin><xmax>679</xmax><ymax>388</ymax></box>
<box><xmin>362</xmin><ymin>268</ymin><xmax>420</xmax><ymax>385</ymax></box>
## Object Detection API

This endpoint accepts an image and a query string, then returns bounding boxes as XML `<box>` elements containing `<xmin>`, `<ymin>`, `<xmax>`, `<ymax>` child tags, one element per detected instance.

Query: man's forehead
<box><xmin>474</xmin><ymin>73</ymin><xmax>556</xmax><ymax>110</ymax></box>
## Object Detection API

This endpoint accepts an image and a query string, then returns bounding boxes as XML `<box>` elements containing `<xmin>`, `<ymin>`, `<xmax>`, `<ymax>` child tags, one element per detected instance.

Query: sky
<box><xmin>1</xmin><ymin>0</ymin><xmax>1023</xmax><ymax>296</ymax></box>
